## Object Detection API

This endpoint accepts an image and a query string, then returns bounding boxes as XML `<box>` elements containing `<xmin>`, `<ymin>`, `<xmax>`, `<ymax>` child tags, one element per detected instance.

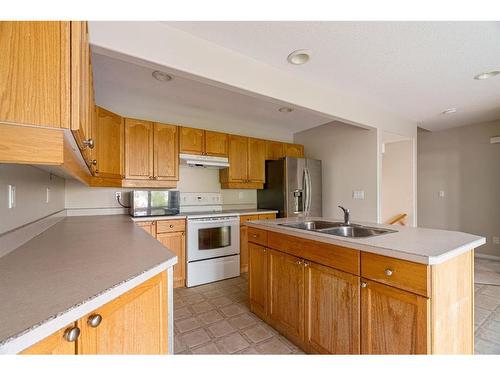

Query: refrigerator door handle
<box><xmin>304</xmin><ymin>168</ymin><xmax>312</xmax><ymax>216</ymax></box>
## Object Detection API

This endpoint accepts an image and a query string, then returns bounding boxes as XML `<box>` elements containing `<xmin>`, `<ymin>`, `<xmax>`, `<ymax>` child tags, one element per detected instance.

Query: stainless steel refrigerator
<box><xmin>257</xmin><ymin>157</ymin><xmax>322</xmax><ymax>218</ymax></box>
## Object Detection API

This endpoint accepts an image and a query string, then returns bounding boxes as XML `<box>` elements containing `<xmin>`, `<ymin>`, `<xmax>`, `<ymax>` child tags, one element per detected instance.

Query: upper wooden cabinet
<box><xmin>124</xmin><ymin>119</ymin><xmax>178</xmax><ymax>187</ymax></box>
<box><xmin>220</xmin><ymin>135</ymin><xmax>266</xmax><ymax>189</ymax></box>
<box><xmin>285</xmin><ymin>143</ymin><xmax>305</xmax><ymax>158</ymax></box>
<box><xmin>124</xmin><ymin>119</ymin><xmax>154</xmax><ymax>180</ymax></box>
<box><xmin>360</xmin><ymin>279</ymin><xmax>429</xmax><ymax>354</ymax></box>
<box><xmin>0</xmin><ymin>21</ymin><xmax>70</xmax><ymax>128</ymax></box>
<box><xmin>93</xmin><ymin>107</ymin><xmax>124</xmax><ymax>180</ymax></box>
<box><xmin>179</xmin><ymin>126</ymin><xmax>228</xmax><ymax>157</ymax></box>
<box><xmin>266</xmin><ymin>141</ymin><xmax>285</xmax><ymax>160</ymax></box>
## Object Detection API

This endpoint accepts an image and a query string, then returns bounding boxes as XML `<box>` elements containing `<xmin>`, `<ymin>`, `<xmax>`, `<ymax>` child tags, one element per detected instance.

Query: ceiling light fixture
<box><xmin>473</xmin><ymin>71</ymin><xmax>500</xmax><ymax>80</ymax></box>
<box><xmin>152</xmin><ymin>70</ymin><xmax>173</xmax><ymax>82</ymax></box>
<box><xmin>287</xmin><ymin>50</ymin><xmax>310</xmax><ymax>65</ymax></box>
<box><xmin>278</xmin><ymin>107</ymin><xmax>294</xmax><ymax>113</ymax></box>
<box><xmin>441</xmin><ymin>108</ymin><xmax>457</xmax><ymax>115</ymax></box>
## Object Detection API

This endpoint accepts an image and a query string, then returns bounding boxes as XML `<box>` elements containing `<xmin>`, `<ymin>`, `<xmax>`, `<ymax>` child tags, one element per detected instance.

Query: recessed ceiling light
<box><xmin>278</xmin><ymin>107</ymin><xmax>294</xmax><ymax>113</ymax></box>
<box><xmin>287</xmin><ymin>50</ymin><xmax>310</xmax><ymax>65</ymax></box>
<box><xmin>473</xmin><ymin>71</ymin><xmax>500</xmax><ymax>80</ymax></box>
<box><xmin>152</xmin><ymin>70</ymin><xmax>173</xmax><ymax>82</ymax></box>
<box><xmin>441</xmin><ymin>108</ymin><xmax>457</xmax><ymax>115</ymax></box>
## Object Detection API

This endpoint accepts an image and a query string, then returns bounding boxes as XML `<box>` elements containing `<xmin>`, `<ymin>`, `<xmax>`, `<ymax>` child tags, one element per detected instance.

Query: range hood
<box><xmin>179</xmin><ymin>153</ymin><xmax>230</xmax><ymax>169</ymax></box>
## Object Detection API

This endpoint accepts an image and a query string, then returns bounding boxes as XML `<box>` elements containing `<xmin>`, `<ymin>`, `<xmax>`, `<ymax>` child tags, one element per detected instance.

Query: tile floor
<box><xmin>174</xmin><ymin>275</ymin><xmax>500</xmax><ymax>355</ymax></box>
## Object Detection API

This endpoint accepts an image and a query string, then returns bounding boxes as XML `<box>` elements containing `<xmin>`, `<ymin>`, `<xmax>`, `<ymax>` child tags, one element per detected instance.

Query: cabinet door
<box><xmin>305</xmin><ymin>262</ymin><xmax>360</xmax><ymax>354</ymax></box>
<box><xmin>247</xmin><ymin>138</ymin><xmax>266</xmax><ymax>182</ymax></box>
<box><xmin>154</xmin><ymin>123</ymin><xmax>178</xmax><ymax>181</ymax></box>
<box><xmin>205</xmin><ymin>130</ymin><xmax>228</xmax><ymax>157</ymax></box>
<box><xmin>179</xmin><ymin>127</ymin><xmax>204</xmax><ymax>155</ymax></box>
<box><xmin>71</xmin><ymin>21</ymin><xmax>93</xmax><ymax>157</ymax></box>
<box><xmin>156</xmin><ymin>232</ymin><xmax>185</xmax><ymax>288</ymax></box>
<box><xmin>240</xmin><ymin>225</ymin><xmax>249</xmax><ymax>273</ymax></box>
<box><xmin>285</xmin><ymin>144</ymin><xmax>304</xmax><ymax>158</ymax></box>
<box><xmin>361</xmin><ymin>279</ymin><xmax>429</xmax><ymax>354</ymax></box>
<box><xmin>95</xmin><ymin>107</ymin><xmax>124</xmax><ymax>179</ymax></box>
<box><xmin>0</xmin><ymin>21</ymin><xmax>70</xmax><ymax>128</ymax></box>
<box><xmin>77</xmin><ymin>272</ymin><xmax>168</xmax><ymax>354</ymax></box>
<box><xmin>124</xmin><ymin>119</ymin><xmax>154</xmax><ymax>180</ymax></box>
<box><xmin>268</xmin><ymin>249</ymin><xmax>305</xmax><ymax>344</ymax></box>
<box><xmin>136</xmin><ymin>221</ymin><xmax>156</xmax><ymax>236</ymax></box>
<box><xmin>227</xmin><ymin>135</ymin><xmax>248</xmax><ymax>181</ymax></box>
<box><xmin>266</xmin><ymin>141</ymin><xmax>285</xmax><ymax>160</ymax></box>
<box><xmin>21</xmin><ymin>324</ymin><xmax>77</xmax><ymax>355</ymax></box>
<box><xmin>248</xmin><ymin>243</ymin><xmax>268</xmax><ymax>320</ymax></box>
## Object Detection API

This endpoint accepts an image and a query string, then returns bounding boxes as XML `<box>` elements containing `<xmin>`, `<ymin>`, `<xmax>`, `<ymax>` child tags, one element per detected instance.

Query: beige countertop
<box><xmin>246</xmin><ymin>217</ymin><xmax>486</xmax><ymax>265</ymax></box>
<box><xmin>131</xmin><ymin>209</ymin><xmax>278</xmax><ymax>222</ymax></box>
<box><xmin>0</xmin><ymin>215</ymin><xmax>177</xmax><ymax>352</ymax></box>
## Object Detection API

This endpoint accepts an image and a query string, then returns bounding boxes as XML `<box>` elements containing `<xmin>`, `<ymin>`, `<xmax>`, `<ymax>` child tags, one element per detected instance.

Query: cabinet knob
<box><xmin>385</xmin><ymin>269</ymin><xmax>394</xmax><ymax>277</ymax></box>
<box><xmin>83</xmin><ymin>138</ymin><xmax>95</xmax><ymax>149</ymax></box>
<box><xmin>63</xmin><ymin>327</ymin><xmax>80</xmax><ymax>342</ymax></box>
<box><xmin>303</xmin><ymin>261</ymin><xmax>309</xmax><ymax>267</ymax></box>
<box><xmin>360</xmin><ymin>282</ymin><xmax>367</xmax><ymax>288</ymax></box>
<box><xmin>87</xmin><ymin>314</ymin><xmax>102</xmax><ymax>328</ymax></box>
<box><xmin>169</xmin><ymin>224</ymin><xmax>174</xmax><ymax>228</ymax></box>
<box><xmin>91</xmin><ymin>159</ymin><xmax>97</xmax><ymax>166</ymax></box>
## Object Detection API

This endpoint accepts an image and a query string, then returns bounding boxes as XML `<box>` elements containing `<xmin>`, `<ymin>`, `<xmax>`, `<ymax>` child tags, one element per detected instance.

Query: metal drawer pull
<box><xmin>385</xmin><ymin>269</ymin><xmax>394</xmax><ymax>277</ymax></box>
<box><xmin>360</xmin><ymin>282</ymin><xmax>367</xmax><ymax>288</ymax></box>
<box><xmin>169</xmin><ymin>224</ymin><xmax>174</xmax><ymax>228</ymax></box>
<box><xmin>83</xmin><ymin>139</ymin><xmax>94</xmax><ymax>149</ymax></box>
<box><xmin>63</xmin><ymin>327</ymin><xmax>80</xmax><ymax>342</ymax></box>
<box><xmin>88</xmin><ymin>314</ymin><xmax>102</xmax><ymax>328</ymax></box>
<box><xmin>252</xmin><ymin>234</ymin><xmax>258</xmax><ymax>238</ymax></box>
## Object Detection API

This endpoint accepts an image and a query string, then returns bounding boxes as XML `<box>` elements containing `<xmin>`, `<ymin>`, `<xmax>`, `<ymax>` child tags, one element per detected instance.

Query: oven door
<box><xmin>187</xmin><ymin>216</ymin><xmax>240</xmax><ymax>262</ymax></box>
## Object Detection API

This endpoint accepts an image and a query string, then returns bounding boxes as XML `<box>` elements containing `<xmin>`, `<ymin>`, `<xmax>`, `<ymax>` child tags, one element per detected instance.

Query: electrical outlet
<box><xmin>439</xmin><ymin>190</ymin><xmax>445</xmax><ymax>198</ymax></box>
<box><xmin>115</xmin><ymin>192</ymin><xmax>122</xmax><ymax>200</ymax></box>
<box><xmin>493</xmin><ymin>236</ymin><xmax>500</xmax><ymax>245</ymax></box>
<box><xmin>352</xmin><ymin>190</ymin><xmax>365</xmax><ymax>200</ymax></box>
<box><xmin>8</xmin><ymin>185</ymin><xmax>16</xmax><ymax>208</ymax></box>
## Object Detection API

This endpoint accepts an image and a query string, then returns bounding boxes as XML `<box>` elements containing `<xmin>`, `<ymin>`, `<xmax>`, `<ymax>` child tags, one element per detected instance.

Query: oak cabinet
<box><xmin>285</xmin><ymin>143</ymin><xmax>305</xmax><ymax>158</ymax></box>
<box><xmin>268</xmin><ymin>249</ymin><xmax>305</xmax><ymax>345</ymax></box>
<box><xmin>124</xmin><ymin>119</ymin><xmax>178</xmax><ymax>187</ymax></box>
<box><xmin>240</xmin><ymin>214</ymin><xmax>276</xmax><ymax>273</ymax></box>
<box><xmin>77</xmin><ymin>272</ymin><xmax>167</xmax><ymax>354</ymax></box>
<box><xmin>179</xmin><ymin>127</ymin><xmax>228</xmax><ymax>157</ymax></box>
<box><xmin>157</xmin><ymin>231</ymin><xmax>186</xmax><ymax>288</ymax></box>
<box><xmin>136</xmin><ymin>221</ymin><xmax>156</xmax><ymax>236</ymax></box>
<box><xmin>124</xmin><ymin>118</ymin><xmax>154</xmax><ymax>180</ymax></box>
<box><xmin>22</xmin><ymin>272</ymin><xmax>168</xmax><ymax>355</ymax></box>
<box><xmin>266</xmin><ymin>141</ymin><xmax>285</xmax><ymax>160</ymax></box>
<box><xmin>0</xmin><ymin>21</ymin><xmax>70</xmax><ymax>128</ymax></box>
<box><xmin>21</xmin><ymin>324</ymin><xmax>77</xmax><ymax>355</ymax></box>
<box><xmin>248</xmin><ymin>243</ymin><xmax>268</xmax><ymax>320</ymax></box>
<box><xmin>360</xmin><ymin>279</ymin><xmax>429</xmax><ymax>354</ymax></box>
<box><xmin>305</xmin><ymin>262</ymin><xmax>360</xmax><ymax>354</ymax></box>
<box><xmin>220</xmin><ymin>135</ymin><xmax>266</xmax><ymax>188</ymax></box>
<box><xmin>93</xmin><ymin>107</ymin><xmax>124</xmax><ymax>179</ymax></box>
<box><xmin>154</xmin><ymin>123</ymin><xmax>179</xmax><ymax>181</ymax></box>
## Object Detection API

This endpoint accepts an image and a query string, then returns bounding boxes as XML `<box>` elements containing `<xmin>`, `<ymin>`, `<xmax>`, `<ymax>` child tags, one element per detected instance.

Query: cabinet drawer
<box><xmin>240</xmin><ymin>214</ymin><xmax>259</xmax><ymax>225</ymax></box>
<box><xmin>247</xmin><ymin>227</ymin><xmax>268</xmax><ymax>246</ymax></box>
<box><xmin>156</xmin><ymin>219</ymin><xmax>186</xmax><ymax>233</ymax></box>
<box><xmin>361</xmin><ymin>252</ymin><xmax>429</xmax><ymax>297</ymax></box>
<box><xmin>258</xmin><ymin>213</ymin><xmax>276</xmax><ymax>220</ymax></box>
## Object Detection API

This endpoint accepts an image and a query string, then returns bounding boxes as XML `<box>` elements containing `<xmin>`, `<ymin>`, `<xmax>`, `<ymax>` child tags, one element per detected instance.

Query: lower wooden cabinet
<box><xmin>360</xmin><ymin>279</ymin><xmax>429</xmax><ymax>354</ymax></box>
<box><xmin>157</xmin><ymin>231</ymin><xmax>185</xmax><ymax>288</ymax></box>
<box><xmin>305</xmin><ymin>262</ymin><xmax>360</xmax><ymax>354</ymax></box>
<box><xmin>21</xmin><ymin>324</ymin><xmax>77</xmax><ymax>355</ymax></box>
<box><xmin>248</xmin><ymin>243</ymin><xmax>268</xmax><ymax>320</ymax></box>
<box><xmin>22</xmin><ymin>272</ymin><xmax>168</xmax><ymax>355</ymax></box>
<box><xmin>240</xmin><ymin>213</ymin><xmax>276</xmax><ymax>273</ymax></box>
<box><xmin>136</xmin><ymin>221</ymin><xmax>156</xmax><ymax>236</ymax></box>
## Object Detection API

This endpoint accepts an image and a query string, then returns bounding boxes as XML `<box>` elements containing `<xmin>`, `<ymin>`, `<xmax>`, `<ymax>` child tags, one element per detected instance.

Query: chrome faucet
<box><xmin>338</xmin><ymin>206</ymin><xmax>350</xmax><ymax>225</ymax></box>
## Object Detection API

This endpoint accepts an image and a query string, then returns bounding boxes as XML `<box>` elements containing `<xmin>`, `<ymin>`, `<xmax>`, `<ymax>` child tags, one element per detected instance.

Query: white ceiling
<box><xmin>164</xmin><ymin>21</ymin><xmax>500</xmax><ymax>131</ymax></box>
<box><xmin>91</xmin><ymin>53</ymin><xmax>334</xmax><ymax>141</ymax></box>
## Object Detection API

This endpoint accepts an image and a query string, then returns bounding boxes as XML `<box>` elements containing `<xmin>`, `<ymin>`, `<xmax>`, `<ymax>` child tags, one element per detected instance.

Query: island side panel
<box><xmin>430</xmin><ymin>250</ymin><xmax>474</xmax><ymax>354</ymax></box>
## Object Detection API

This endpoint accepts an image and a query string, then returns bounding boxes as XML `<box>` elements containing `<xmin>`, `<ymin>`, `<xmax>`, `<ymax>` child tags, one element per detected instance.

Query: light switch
<box><xmin>46</xmin><ymin>188</ymin><xmax>51</xmax><ymax>203</ymax></box>
<box><xmin>439</xmin><ymin>190</ymin><xmax>445</xmax><ymax>198</ymax></box>
<box><xmin>493</xmin><ymin>236</ymin><xmax>500</xmax><ymax>245</ymax></box>
<box><xmin>8</xmin><ymin>185</ymin><xmax>16</xmax><ymax>208</ymax></box>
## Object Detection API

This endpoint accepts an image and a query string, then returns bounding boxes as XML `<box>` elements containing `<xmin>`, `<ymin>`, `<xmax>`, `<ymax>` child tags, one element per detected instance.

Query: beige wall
<box><xmin>418</xmin><ymin>120</ymin><xmax>500</xmax><ymax>257</ymax></box>
<box><xmin>0</xmin><ymin>165</ymin><xmax>65</xmax><ymax>234</ymax></box>
<box><xmin>65</xmin><ymin>166</ymin><xmax>257</xmax><ymax>212</ymax></box>
<box><xmin>381</xmin><ymin>140</ymin><xmax>414</xmax><ymax>224</ymax></box>
<box><xmin>294</xmin><ymin>122</ymin><xmax>378</xmax><ymax>221</ymax></box>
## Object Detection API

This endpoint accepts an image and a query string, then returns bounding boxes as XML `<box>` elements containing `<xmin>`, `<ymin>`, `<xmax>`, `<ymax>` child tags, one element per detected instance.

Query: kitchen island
<box><xmin>0</xmin><ymin>215</ymin><xmax>177</xmax><ymax>354</ymax></box>
<box><xmin>246</xmin><ymin>217</ymin><xmax>486</xmax><ymax>354</ymax></box>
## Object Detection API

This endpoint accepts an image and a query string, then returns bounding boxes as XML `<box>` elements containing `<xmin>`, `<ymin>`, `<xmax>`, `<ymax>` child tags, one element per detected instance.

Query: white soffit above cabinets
<box><xmin>165</xmin><ymin>21</ymin><xmax>500</xmax><ymax>131</ymax></box>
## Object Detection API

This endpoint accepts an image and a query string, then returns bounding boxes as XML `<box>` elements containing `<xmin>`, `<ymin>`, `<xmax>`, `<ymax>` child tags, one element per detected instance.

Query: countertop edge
<box><xmin>246</xmin><ymin>221</ymin><xmax>485</xmax><ymax>265</ymax></box>
<box><xmin>0</xmin><ymin>258</ymin><xmax>176</xmax><ymax>354</ymax></box>
<box><xmin>131</xmin><ymin>210</ymin><xmax>278</xmax><ymax>222</ymax></box>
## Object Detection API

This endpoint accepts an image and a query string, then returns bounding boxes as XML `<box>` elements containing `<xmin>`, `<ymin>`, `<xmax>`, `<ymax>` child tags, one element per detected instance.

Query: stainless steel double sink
<box><xmin>278</xmin><ymin>220</ymin><xmax>397</xmax><ymax>238</ymax></box>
